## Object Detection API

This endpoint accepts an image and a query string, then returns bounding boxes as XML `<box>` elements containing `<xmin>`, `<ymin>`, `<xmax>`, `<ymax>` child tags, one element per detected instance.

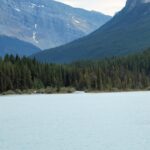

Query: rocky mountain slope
<box><xmin>0</xmin><ymin>0</ymin><xmax>111</xmax><ymax>50</ymax></box>
<box><xmin>32</xmin><ymin>0</ymin><xmax>150</xmax><ymax>63</ymax></box>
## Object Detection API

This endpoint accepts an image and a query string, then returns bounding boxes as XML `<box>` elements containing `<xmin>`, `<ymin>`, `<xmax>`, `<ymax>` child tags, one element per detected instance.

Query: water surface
<box><xmin>0</xmin><ymin>92</ymin><xmax>150</xmax><ymax>150</ymax></box>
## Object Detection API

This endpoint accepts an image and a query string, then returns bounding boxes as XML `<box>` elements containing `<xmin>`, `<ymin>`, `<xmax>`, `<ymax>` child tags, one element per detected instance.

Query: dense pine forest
<box><xmin>0</xmin><ymin>49</ymin><xmax>150</xmax><ymax>94</ymax></box>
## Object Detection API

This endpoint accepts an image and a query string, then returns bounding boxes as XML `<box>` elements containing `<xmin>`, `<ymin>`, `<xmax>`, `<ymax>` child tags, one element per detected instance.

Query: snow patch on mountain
<box><xmin>72</xmin><ymin>17</ymin><xmax>80</xmax><ymax>24</ymax></box>
<box><xmin>35</xmin><ymin>24</ymin><xmax>37</xmax><ymax>29</ymax></box>
<box><xmin>33</xmin><ymin>32</ymin><xmax>39</xmax><ymax>43</ymax></box>
<box><xmin>30</xmin><ymin>3</ymin><xmax>45</xmax><ymax>9</ymax></box>
<box><xmin>15</xmin><ymin>7</ymin><xmax>21</xmax><ymax>12</ymax></box>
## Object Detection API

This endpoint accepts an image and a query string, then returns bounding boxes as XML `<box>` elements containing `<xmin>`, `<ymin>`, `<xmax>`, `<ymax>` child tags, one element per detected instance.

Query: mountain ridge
<box><xmin>0</xmin><ymin>35</ymin><xmax>41</xmax><ymax>57</ymax></box>
<box><xmin>32</xmin><ymin>0</ymin><xmax>150</xmax><ymax>63</ymax></box>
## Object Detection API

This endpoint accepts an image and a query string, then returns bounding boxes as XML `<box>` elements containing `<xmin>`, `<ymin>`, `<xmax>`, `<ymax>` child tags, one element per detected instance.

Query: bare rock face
<box><xmin>0</xmin><ymin>0</ymin><xmax>111</xmax><ymax>50</ymax></box>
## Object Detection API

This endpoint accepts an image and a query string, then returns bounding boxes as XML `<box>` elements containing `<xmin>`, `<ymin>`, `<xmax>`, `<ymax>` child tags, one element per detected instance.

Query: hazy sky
<box><xmin>55</xmin><ymin>0</ymin><xmax>127</xmax><ymax>16</ymax></box>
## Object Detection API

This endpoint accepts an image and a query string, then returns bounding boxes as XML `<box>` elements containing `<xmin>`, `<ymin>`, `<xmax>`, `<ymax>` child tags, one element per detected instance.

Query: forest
<box><xmin>0</xmin><ymin>49</ymin><xmax>150</xmax><ymax>94</ymax></box>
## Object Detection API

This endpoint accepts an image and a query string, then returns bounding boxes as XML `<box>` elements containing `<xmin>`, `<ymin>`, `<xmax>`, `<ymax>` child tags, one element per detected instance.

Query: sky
<box><xmin>55</xmin><ymin>0</ymin><xmax>127</xmax><ymax>16</ymax></box>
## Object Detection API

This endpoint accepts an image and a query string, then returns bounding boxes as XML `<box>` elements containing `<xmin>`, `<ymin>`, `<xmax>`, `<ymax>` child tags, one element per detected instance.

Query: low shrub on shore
<box><xmin>0</xmin><ymin>87</ymin><xmax>76</xmax><ymax>95</ymax></box>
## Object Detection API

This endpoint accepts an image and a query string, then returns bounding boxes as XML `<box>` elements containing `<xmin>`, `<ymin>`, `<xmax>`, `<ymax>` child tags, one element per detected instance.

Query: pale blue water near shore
<box><xmin>0</xmin><ymin>92</ymin><xmax>150</xmax><ymax>150</ymax></box>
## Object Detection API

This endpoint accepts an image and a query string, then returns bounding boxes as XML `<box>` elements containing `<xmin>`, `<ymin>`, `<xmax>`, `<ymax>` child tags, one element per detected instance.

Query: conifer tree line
<box><xmin>0</xmin><ymin>49</ymin><xmax>150</xmax><ymax>93</ymax></box>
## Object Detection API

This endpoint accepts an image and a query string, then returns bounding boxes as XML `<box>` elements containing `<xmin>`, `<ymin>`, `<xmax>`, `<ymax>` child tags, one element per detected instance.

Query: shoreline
<box><xmin>0</xmin><ymin>89</ymin><xmax>150</xmax><ymax>96</ymax></box>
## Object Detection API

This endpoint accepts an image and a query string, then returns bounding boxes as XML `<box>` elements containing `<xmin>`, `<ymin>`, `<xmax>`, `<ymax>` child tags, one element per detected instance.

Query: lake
<box><xmin>0</xmin><ymin>92</ymin><xmax>150</xmax><ymax>150</ymax></box>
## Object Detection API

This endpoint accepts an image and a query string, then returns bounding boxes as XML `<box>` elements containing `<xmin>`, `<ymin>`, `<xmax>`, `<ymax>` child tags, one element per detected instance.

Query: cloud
<box><xmin>55</xmin><ymin>0</ymin><xmax>126</xmax><ymax>16</ymax></box>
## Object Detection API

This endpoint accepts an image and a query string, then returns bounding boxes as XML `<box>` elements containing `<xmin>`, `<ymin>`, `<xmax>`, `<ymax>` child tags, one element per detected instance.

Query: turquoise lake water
<box><xmin>0</xmin><ymin>92</ymin><xmax>150</xmax><ymax>150</ymax></box>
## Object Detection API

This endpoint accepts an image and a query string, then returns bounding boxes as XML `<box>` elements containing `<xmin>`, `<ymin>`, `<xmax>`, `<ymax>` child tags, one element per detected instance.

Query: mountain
<box><xmin>32</xmin><ymin>0</ymin><xmax>150</xmax><ymax>63</ymax></box>
<box><xmin>0</xmin><ymin>35</ymin><xmax>41</xmax><ymax>57</ymax></box>
<box><xmin>0</xmin><ymin>0</ymin><xmax>111</xmax><ymax>50</ymax></box>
